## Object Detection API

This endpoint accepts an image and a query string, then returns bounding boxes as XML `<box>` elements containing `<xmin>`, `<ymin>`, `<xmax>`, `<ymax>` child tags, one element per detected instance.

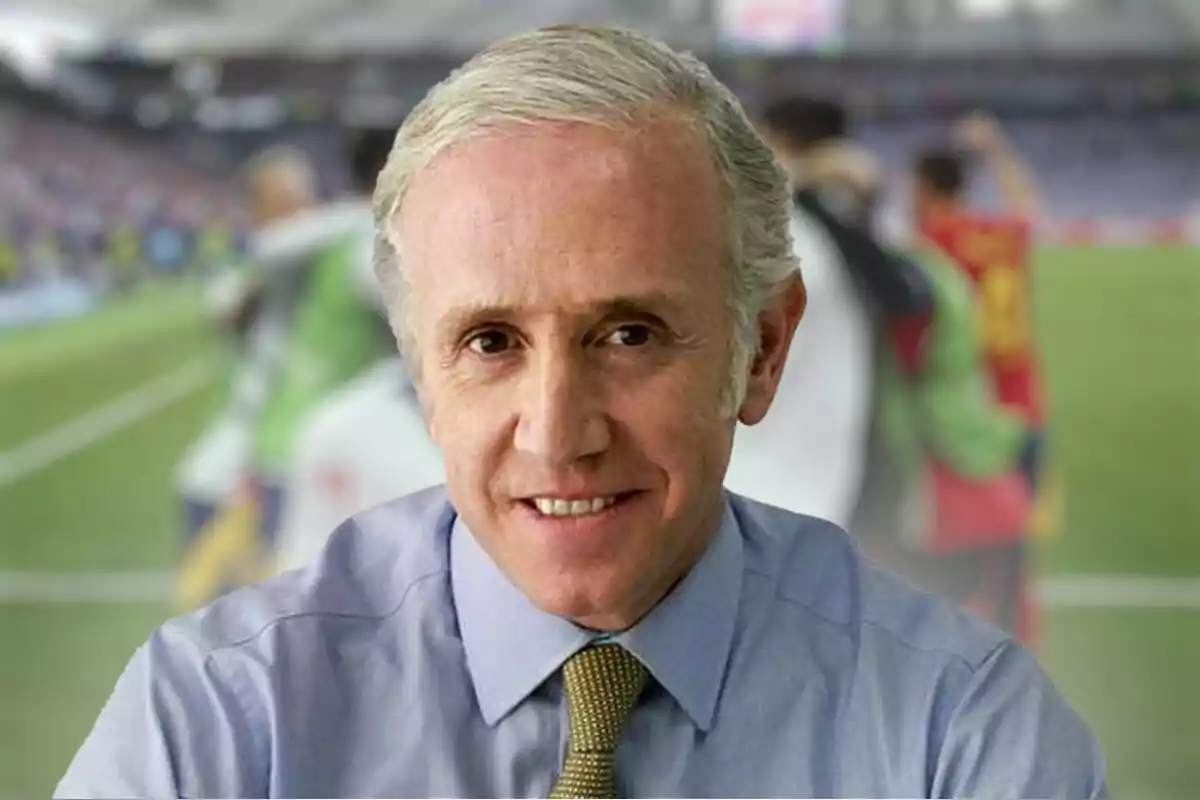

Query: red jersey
<box><xmin>920</xmin><ymin>211</ymin><xmax>1044</xmax><ymax>423</ymax></box>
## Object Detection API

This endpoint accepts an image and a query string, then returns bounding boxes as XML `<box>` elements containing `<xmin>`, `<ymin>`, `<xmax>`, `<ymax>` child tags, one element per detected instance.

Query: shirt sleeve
<box><xmin>54</xmin><ymin>623</ymin><xmax>266</xmax><ymax>799</ymax></box>
<box><xmin>932</xmin><ymin>639</ymin><xmax>1108</xmax><ymax>799</ymax></box>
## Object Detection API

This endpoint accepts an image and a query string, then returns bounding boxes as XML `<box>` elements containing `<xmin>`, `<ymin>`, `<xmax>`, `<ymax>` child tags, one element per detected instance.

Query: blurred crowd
<box><xmin>0</xmin><ymin>105</ymin><xmax>247</xmax><ymax>290</ymax></box>
<box><xmin>862</xmin><ymin>113</ymin><xmax>1200</xmax><ymax>222</ymax></box>
<box><xmin>3</xmin><ymin>98</ymin><xmax>1197</xmax><ymax>296</ymax></box>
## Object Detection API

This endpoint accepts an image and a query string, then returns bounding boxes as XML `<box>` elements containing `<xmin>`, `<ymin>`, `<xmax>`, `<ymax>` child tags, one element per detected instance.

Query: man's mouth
<box><xmin>520</xmin><ymin>492</ymin><xmax>641</xmax><ymax>518</ymax></box>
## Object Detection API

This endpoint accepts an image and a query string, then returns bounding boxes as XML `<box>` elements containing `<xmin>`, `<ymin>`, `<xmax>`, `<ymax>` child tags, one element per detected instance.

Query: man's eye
<box><xmin>465</xmin><ymin>330</ymin><xmax>512</xmax><ymax>355</ymax></box>
<box><xmin>603</xmin><ymin>324</ymin><xmax>654</xmax><ymax>348</ymax></box>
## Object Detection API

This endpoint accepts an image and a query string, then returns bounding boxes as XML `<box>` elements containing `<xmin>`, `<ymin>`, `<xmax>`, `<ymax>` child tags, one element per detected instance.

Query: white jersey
<box><xmin>723</xmin><ymin>206</ymin><xmax>875</xmax><ymax>528</ymax></box>
<box><xmin>276</xmin><ymin>359</ymin><xmax>445</xmax><ymax>571</ymax></box>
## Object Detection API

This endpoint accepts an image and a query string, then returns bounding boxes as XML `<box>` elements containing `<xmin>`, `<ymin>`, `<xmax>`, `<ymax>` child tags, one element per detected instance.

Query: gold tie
<box><xmin>549</xmin><ymin>644</ymin><xmax>649</xmax><ymax>799</ymax></box>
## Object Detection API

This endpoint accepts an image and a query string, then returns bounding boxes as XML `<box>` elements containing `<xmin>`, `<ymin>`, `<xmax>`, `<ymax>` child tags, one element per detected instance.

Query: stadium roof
<box><xmin>0</xmin><ymin>0</ymin><xmax>712</xmax><ymax>56</ymax></box>
<box><xmin>2</xmin><ymin>0</ymin><xmax>1197</xmax><ymax>58</ymax></box>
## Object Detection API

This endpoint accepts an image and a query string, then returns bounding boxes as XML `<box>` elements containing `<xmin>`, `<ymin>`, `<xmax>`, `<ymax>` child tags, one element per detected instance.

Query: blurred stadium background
<box><xmin>0</xmin><ymin>1</ymin><xmax>1197</xmax><ymax>798</ymax></box>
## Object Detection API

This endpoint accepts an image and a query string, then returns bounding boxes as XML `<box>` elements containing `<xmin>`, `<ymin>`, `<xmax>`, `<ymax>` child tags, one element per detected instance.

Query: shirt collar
<box><xmin>451</xmin><ymin>498</ymin><xmax>743</xmax><ymax>732</ymax></box>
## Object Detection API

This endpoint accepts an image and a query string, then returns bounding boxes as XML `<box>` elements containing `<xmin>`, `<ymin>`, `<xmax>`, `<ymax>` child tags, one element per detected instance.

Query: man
<box><xmin>723</xmin><ymin>97</ymin><xmax>883</xmax><ymax>527</ymax></box>
<box><xmin>176</xmin><ymin>142</ymin><xmax>393</xmax><ymax>607</ymax></box>
<box><xmin>59</xmin><ymin>26</ymin><xmax>1105</xmax><ymax>799</ymax></box>
<box><xmin>276</xmin><ymin>103</ymin><xmax>884</xmax><ymax>571</ymax></box>
<box><xmin>174</xmin><ymin>148</ymin><xmax>318</xmax><ymax>553</ymax></box>
<box><xmin>274</xmin><ymin>128</ymin><xmax>445</xmax><ymax>572</ymax></box>
<box><xmin>748</xmin><ymin>98</ymin><xmax>1035</xmax><ymax>645</ymax></box>
<box><xmin>243</xmin><ymin>136</ymin><xmax>395</xmax><ymax>552</ymax></box>
<box><xmin>913</xmin><ymin>112</ymin><xmax>1045</xmax><ymax>434</ymax></box>
<box><xmin>910</xmin><ymin>113</ymin><xmax>1051</xmax><ymax>644</ymax></box>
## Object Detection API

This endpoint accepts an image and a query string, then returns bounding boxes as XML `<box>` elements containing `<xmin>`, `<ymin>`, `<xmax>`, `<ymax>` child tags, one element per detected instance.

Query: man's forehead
<box><xmin>424</xmin><ymin>241</ymin><xmax>722</xmax><ymax>322</ymax></box>
<box><xmin>397</xmin><ymin>115</ymin><xmax>721</xmax><ymax>228</ymax></box>
<box><xmin>394</xmin><ymin>114</ymin><xmax>731</xmax><ymax>335</ymax></box>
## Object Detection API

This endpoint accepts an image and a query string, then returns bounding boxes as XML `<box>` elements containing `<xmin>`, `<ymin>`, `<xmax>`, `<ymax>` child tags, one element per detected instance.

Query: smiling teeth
<box><xmin>533</xmin><ymin>496</ymin><xmax>616</xmax><ymax>517</ymax></box>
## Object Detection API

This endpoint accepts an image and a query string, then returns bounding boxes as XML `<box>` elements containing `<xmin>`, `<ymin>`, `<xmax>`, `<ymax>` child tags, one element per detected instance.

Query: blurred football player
<box><xmin>908</xmin><ymin>112</ymin><xmax>1054</xmax><ymax>646</ymax></box>
<box><xmin>748</xmin><ymin>98</ymin><xmax>1035</xmax><ymax>645</ymax></box>
<box><xmin>913</xmin><ymin>112</ymin><xmax>1045</xmax><ymax>435</ymax></box>
<box><xmin>177</xmin><ymin>139</ymin><xmax>393</xmax><ymax>607</ymax></box>
<box><xmin>728</xmin><ymin>96</ymin><xmax>933</xmax><ymax>529</ymax></box>
<box><xmin>174</xmin><ymin>147</ymin><xmax>317</xmax><ymax>555</ymax></box>
<box><xmin>274</xmin><ymin>129</ymin><xmax>445</xmax><ymax>572</ymax></box>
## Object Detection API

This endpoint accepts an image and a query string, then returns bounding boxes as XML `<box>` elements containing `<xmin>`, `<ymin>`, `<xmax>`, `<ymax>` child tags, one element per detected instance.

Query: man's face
<box><xmin>395</xmin><ymin>115</ymin><xmax>767</xmax><ymax>630</ymax></box>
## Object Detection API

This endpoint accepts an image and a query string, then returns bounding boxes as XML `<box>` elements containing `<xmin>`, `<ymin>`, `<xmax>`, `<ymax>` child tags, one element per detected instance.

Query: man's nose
<box><xmin>512</xmin><ymin>345</ymin><xmax>611</xmax><ymax>468</ymax></box>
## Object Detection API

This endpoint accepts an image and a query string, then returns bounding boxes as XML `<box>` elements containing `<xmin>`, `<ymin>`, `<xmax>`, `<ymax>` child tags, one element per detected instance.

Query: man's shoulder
<box><xmin>172</xmin><ymin>486</ymin><xmax>455</xmax><ymax>657</ymax></box>
<box><xmin>731</xmin><ymin>494</ymin><xmax>1008</xmax><ymax>672</ymax></box>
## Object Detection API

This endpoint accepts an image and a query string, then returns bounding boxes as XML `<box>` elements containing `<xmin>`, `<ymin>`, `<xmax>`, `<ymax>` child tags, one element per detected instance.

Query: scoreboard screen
<box><xmin>717</xmin><ymin>0</ymin><xmax>847</xmax><ymax>54</ymax></box>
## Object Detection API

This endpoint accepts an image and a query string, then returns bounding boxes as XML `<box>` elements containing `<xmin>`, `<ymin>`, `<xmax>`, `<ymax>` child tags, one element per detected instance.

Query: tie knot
<box><xmin>561</xmin><ymin>644</ymin><xmax>648</xmax><ymax>753</ymax></box>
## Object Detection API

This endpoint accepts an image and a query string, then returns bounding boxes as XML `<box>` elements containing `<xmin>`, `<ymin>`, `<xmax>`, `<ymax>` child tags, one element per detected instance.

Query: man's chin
<box><xmin>522</xmin><ymin>573</ymin><xmax>643</xmax><ymax>631</ymax></box>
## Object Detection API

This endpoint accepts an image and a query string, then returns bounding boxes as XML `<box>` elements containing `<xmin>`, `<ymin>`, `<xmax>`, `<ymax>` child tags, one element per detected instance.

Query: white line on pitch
<box><xmin>0</xmin><ymin>357</ymin><xmax>217</xmax><ymax>489</ymax></box>
<box><xmin>0</xmin><ymin>570</ymin><xmax>176</xmax><ymax>603</ymax></box>
<box><xmin>1037</xmin><ymin>574</ymin><xmax>1200</xmax><ymax>609</ymax></box>
<box><xmin>0</xmin><ymin>570</ymin><xmax>1198</xmax><ymax>608</ymax></box>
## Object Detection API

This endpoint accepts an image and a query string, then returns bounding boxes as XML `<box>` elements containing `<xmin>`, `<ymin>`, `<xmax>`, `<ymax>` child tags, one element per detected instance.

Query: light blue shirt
<box><xmin>58</xmin><ymin>487</ymin><xmax>1106</xmax><ymax>798</ymax></box>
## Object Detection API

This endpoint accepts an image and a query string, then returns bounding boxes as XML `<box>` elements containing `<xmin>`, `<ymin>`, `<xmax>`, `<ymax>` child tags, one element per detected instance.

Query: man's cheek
<box><xmin>427</xmin><ymin>404</ymin><xmax>464</xmax><ymax>455</ymax></box>
<box><xmin>423</xmin><ymin>377</ymin><xmax>470</xmax><ymax>443</ymax></box>
<box><xmin>429</xmin><ymin>399</ymin><xmax>493</xmax><ymax>471</ymax></box>
<box><xmin>666</xmin><ymin>370</ymin><xmax>727</xmax><ymax>428</ymax></box>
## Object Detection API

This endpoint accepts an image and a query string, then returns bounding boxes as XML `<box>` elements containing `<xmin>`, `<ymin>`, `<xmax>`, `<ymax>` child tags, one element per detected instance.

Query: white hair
<box><xmin>373</xmin><ymin>24</ymin><xmax>799</xmax><ymax>414</ymax></box>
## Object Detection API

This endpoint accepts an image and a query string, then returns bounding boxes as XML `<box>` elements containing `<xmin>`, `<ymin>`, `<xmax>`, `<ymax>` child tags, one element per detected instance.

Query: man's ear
<box><xmin>738</xmin><ymin>273</ymin><xmax>807</xmax><ymax>426</ymax></box>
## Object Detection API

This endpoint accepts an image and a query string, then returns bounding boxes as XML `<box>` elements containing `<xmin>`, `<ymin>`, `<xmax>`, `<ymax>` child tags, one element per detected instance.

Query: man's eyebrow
<box><xmin>593</xmin><ymin>292</ymin><xmax>691</xmax><ymax>318</ymax></box>
<box><xmin>436</xmin><ymin>291</ymin><xmax>691</xmax><ymax>338</ymax></box>
<box><xmin>436</xmin><ymin>302</ymin><xmax>516</xmax><ymax>339</ymax></box>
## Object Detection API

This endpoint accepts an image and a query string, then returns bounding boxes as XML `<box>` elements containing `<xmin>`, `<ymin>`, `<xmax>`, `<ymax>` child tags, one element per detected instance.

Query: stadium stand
<box><xmin>859</xmin><ymin>112</ymin><xmax>1200</xmax><ymax>236</ymax></box>
<box><xmin>0</xmin><ymin>100</ymin><xmax>245</xmax><ymax>300</ymax></box>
